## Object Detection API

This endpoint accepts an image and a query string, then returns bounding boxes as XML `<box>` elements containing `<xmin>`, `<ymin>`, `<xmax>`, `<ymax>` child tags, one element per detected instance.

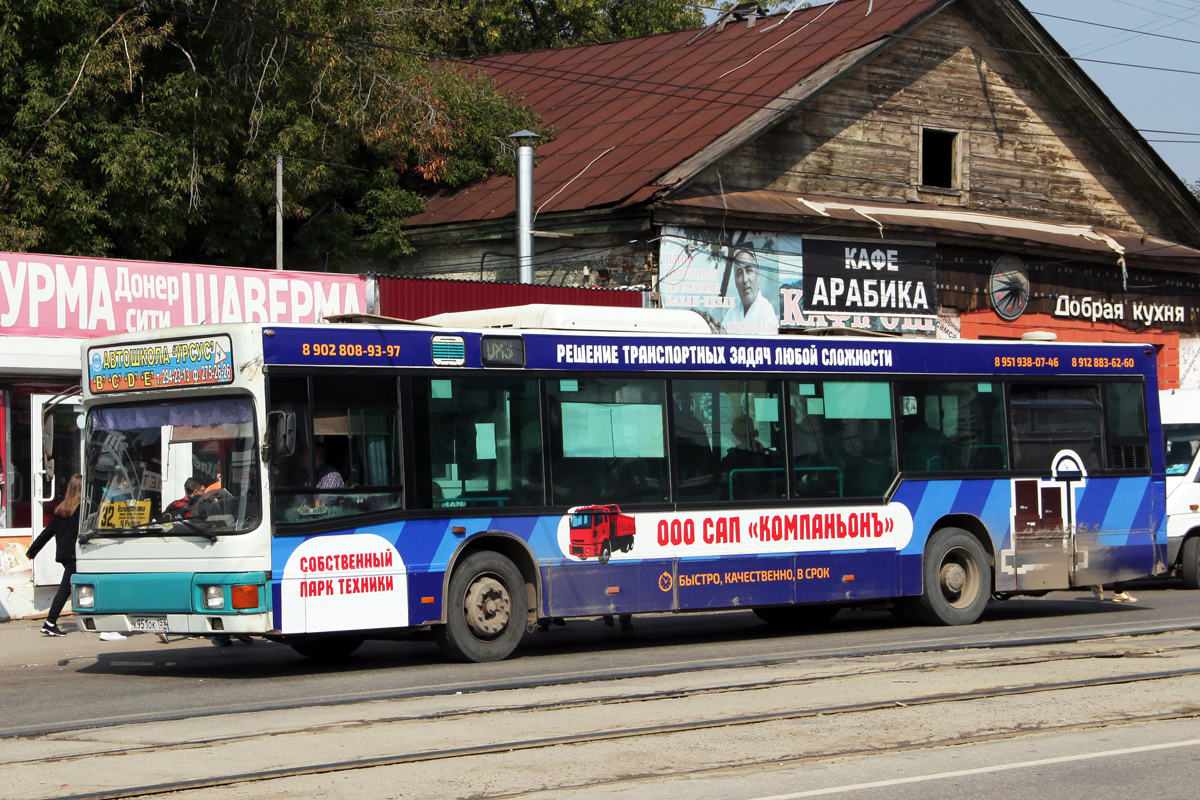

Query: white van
<box><xmin>1162</xmin><ymin>389</ymin><xmax>1200</xmax><ymax>586</ymax></box>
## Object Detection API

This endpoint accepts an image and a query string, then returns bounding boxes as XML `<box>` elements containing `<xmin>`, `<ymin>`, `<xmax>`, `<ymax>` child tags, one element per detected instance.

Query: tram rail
<box><xmin>7</xmin><ymin>614</ymin><xmax>1200</xmax><ymax>741</ymax></box>
<box><xmin>12</xmin><ymin>629</ymin><xmax>1200</xmax><ymax>800</ymax></box>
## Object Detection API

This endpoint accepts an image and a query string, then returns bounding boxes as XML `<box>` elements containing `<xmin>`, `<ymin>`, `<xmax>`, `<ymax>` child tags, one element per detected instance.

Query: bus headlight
<box><xmin>75</xmin><ymin>585</ymin><xmax>95</xmax><ymax>608</ymax></box>
<box><xmin>203</xmin><ymin>585</ymin><xmax>225</xmax><ymax>610</ymax></box>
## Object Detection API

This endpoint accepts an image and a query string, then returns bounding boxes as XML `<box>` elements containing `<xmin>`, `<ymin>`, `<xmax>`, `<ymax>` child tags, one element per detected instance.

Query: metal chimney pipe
<box><xmin>509</xmin><ymin>131</ymin><xmax>540</xmax><ymax>284</ymax></box>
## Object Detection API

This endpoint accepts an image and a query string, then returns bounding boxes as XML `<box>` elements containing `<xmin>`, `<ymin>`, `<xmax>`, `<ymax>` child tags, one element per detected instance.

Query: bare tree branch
<box><xmin>43</xmin><ymin>11</ymin><xmax>132</xmax><ymax>127</ymax></box>
<box><xmin>247</xmin><ymin>36</ymin><xmax>279</xmax><ymax>146</ymax></box>
<box><xmin>121</xmin><ymin>29</ymin><xmax>133</xmax><ymax>92</ymax></box>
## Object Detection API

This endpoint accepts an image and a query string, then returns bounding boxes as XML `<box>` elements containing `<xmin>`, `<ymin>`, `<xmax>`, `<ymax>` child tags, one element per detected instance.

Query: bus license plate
<box><xmin>130</xmin><ymin>616</ymin><xmax>167</xmax><ymax>632</ymax></box>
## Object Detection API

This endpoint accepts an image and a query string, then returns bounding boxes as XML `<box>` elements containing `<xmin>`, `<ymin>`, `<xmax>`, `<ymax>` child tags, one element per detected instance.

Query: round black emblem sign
<box><xmin>989</xmin><ymin>255</ymin><xmax>1030</xmax><ymax>321</ymax></box>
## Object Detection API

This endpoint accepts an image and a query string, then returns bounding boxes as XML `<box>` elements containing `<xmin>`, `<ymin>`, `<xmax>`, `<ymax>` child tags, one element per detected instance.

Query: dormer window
<box><xmin>921</xmin><ymin>128</ymin><xmax>958</xmax><ymax>189</ymax></box>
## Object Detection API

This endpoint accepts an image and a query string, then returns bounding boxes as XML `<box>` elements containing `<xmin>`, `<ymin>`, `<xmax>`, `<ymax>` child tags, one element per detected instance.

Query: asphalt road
<box><xmin>514</xmin><ymin>718</ymin><xmax>1200</xmax><ymax>800</ymax></box>
<box><xmin>5</xmin><ymin>579</ymin><xmax>1199</xmax><ymax>737</ymax></box>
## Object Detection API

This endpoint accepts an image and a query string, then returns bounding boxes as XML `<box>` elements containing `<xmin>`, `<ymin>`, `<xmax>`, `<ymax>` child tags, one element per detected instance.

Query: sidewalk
<box><xmin>0</xmin><ymin>615</ymin><xmax>216</xmax><ymax>669</ymax></box>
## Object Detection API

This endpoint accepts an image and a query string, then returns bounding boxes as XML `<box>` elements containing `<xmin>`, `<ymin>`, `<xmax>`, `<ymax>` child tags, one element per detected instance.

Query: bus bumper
<box><xmin>71</xmin><ymin>572</ymin><xmax>270</xmax><ymax>635</ymax></box>
<box><xmin>74</xmin><ymin>612</ymin><xmax>271</xmax><ymax>636</ymax></box>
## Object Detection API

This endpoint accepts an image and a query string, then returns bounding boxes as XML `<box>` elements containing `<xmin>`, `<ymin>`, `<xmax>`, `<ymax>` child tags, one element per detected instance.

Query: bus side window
<box><xmin>671</xmin><ymin>382</ymin><xmax>719</xmax><ymax>501</ymax></box>
<box><xmin>548</xmin><ymin>378</ymin><xmax>668</xmax><ymax>507</ymax></box>
<box><xmin>823</xmin><ymin>381</ymin><xmax>896</xmax><ymax>499</ymax></box>
<box><xmin>897</xmin><ymin>381</ymin><xmax>1007</xmax><ymax>473</ymax></box>
<box><xmin>269</xmin><ymin>374</ymin><xmax>403</xmax><ymax>525</ymax></box>
<box><xmin>412</xmin><ymin>377</ymin><xmax>543</xmax><ymax>510</ymax></box>
<box><xmin>1104</xmin><ymin>382</ymin><xmax>1149</xmax><ymax>471</ymax></box>
<box><xmin>788</xmin><ymin>381</ymin><xmax>838</xmax><ymax>498</ymax></box>
<box><xmin>1009</xmin><ymin>384</ymin><xmax>1103</xmax><ymax>472</ymax></box>
<box><xmin>314</xmin><ymin>376</ymin><xmax>401</xmax><ymax>515</ymax></box>
<box><xmin>674</xmin><ymin>379</ymin><xmax>784</xmax><ymax>503</ymax></box>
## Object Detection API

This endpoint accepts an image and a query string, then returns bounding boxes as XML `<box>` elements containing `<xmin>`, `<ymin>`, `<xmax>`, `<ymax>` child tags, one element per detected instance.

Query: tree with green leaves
<box><xmin>0</xmin><ymin>0</ymin><xmax>701</xmax><ymax>268</ymax></box>
<box><xmin>425</xmin><ymin>0</ymin><xmax>704</xmax><ymax>57</ymax></box>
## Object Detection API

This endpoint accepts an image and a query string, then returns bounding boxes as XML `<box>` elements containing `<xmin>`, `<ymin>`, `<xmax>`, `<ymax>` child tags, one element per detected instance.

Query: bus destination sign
<box><xmin>88</xmin><ymin>334</ymin><xmax>234</xmax><ymax>394</ymax></box>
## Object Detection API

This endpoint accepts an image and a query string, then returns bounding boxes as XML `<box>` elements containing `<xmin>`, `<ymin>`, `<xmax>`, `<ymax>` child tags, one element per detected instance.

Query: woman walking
<box><xmin>26</xmin><ymin>475</ymin><xmax>82</xmax><ymax>637</ymax></box>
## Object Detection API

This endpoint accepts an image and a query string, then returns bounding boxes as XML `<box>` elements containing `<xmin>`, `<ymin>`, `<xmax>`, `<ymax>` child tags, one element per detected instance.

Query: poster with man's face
<box><xmin>657</xmin><ymin>227</ymin><xmax>803</xmax><ymax>335</ymax></box>
<box><xmin>658</xmin><ymin>227</ymin><xmax>940</xmax><ymax>335</ymax></box>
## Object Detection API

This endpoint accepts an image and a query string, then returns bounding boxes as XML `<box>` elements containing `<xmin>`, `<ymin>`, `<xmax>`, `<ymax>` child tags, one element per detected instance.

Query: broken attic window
<box><xmin>921</xmin><ymin>129</ymin><xmax>958</xmax><ymax>189</ymax></box>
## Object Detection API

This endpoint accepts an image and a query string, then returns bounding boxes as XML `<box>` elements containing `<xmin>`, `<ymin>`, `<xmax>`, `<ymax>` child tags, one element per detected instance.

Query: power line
<box><xmin>269</xmin><ymin>153</ymin><xmax>370</xmax><ymax>173</ymax></box>
<box><xmin>1034</xmin><ymin>8</ymin><xmax>1200</xmax><ymax>56</ymax></box>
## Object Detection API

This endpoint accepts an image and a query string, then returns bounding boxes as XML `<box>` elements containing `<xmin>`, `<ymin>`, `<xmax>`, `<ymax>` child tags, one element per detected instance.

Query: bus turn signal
<box><xmin>232</xmin><ymin>585</ymin><xmax>260</xmax><ymax>609</ymax></box>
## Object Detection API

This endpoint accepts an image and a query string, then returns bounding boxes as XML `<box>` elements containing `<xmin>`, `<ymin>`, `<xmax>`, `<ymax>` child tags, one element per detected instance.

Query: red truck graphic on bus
<box><xmin>569</xmin><ymin>504</ymin><xmax>636</xmax><ymax>564</ymax></box>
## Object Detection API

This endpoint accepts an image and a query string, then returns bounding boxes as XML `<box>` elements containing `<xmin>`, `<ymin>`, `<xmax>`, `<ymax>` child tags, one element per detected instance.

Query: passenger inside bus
<box><xmin>308</xmin><ymin>442</ymin><xmax>346</xmax><ymax>511</ymax></box>
<box><xmin>901</xmin><ymin>409</ymin><xmax>953</xmax><ymax>472</ymax></box>
<box><xmin>313</xmin><ymin>443</ymin><xmax>345</xmax><ymax>490</ymax></box>
<box><xmin>672</xmin><ymin>398</ymin><xmax>714</xmax><ymax>491</ymax></box>
<box><xmin>103</xmin><ymin>469</ymin><xmax>135</xmax><ymax>502</ymax></box>
<box><xmin>719</xmin><ymin>413</ymin><xmax>783</xmax><ymax>500</ymax></box>
<box><xmin>789</xmin><ymin>394</ymin><xmax>837</xmax><ymax>498</ymax></box>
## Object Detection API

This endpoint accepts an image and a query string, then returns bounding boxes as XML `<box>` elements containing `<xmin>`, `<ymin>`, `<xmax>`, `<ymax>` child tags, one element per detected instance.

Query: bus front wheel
<box><xmin>435</xmin><ymin>551</ymin><xmax>527</xmax><ymax>663</ymax></box>
<box><xmin>1181</xmin><ymin>536</ymin><xmax>1200</xmax><ymax>589</ymax></box>
<box><xmin>910</xmin><ymin>528</ymin><xmax>990</xmax><ymax>626</ymax></box>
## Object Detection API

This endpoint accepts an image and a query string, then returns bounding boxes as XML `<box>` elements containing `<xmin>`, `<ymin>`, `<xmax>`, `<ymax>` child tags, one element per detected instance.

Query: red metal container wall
<box><xmin>376</xmin><ymin>276</ymin><xmax>644</xmax><ymax>320</ymax></box>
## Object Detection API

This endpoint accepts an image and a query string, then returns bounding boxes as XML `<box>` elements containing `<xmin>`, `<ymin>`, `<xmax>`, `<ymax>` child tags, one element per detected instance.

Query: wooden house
<box><xmin>400</xmin><ymin>0</ymin><xmax>1200</xmax><ymax>387</ymax></box>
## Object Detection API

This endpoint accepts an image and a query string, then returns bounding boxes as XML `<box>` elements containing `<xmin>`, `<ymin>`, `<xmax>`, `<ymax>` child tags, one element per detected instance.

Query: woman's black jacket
<box><xmin>26</xmin><ymin>511</ymin><xmax>80</xmax><ymax>565</ymax></box>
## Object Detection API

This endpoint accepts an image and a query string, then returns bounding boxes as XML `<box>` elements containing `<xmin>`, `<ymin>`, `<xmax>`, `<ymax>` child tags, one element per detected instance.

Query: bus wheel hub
<box><xmin>464</xmin><ymin>577</ymin><xmax>511</xmax><ymax>638</ymax></box>
<box><xmin>941</xmin><ymin>563</ymin><xmax>966</xmax><ymax>594</ymax></box>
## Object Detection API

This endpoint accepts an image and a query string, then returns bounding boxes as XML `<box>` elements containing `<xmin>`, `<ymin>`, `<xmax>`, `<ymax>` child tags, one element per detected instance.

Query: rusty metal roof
<box><xmin>407</xmin><ymin>0</ymin><xmax>946</xmax><ymax>228</ymax></box>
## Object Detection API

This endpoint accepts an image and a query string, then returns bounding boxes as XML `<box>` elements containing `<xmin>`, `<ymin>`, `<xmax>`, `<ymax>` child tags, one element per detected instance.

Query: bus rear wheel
<box><xmin>435</xmin><ymin>551</ymin><xmax>527</xmax><ymax>663</ymax></box>
<box><xmin>910</xmin><ymin>528</ymin><xmax>990</xmax><ymax>626</ymax></box>
<box><xmin>1181</xmin><ymin>536</ymin><xmax>1200</xmax><ymax>589</ymax></box>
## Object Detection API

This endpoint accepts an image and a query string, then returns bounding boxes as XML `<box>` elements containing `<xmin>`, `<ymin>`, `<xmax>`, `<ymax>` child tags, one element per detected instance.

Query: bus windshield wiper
<box><xmin>168</xmin><ymin>517</ymin><xmax>219</xmax><ymax>542</ymax></box>
<box><xmin>80</xmin><ymin>519</ymin><xmax>218</xmax><ymax>543</ymax></box>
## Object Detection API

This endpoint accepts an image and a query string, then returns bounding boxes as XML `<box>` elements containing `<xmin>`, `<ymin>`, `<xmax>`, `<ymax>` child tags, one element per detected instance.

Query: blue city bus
<box><xmin>71</xmin><ymin>310</ymin><xmax>1166</xmax><ymax>661</ymax></box>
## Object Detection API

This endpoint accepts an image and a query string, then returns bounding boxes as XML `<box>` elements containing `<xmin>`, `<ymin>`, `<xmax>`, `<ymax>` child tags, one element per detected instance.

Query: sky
<box><xmin>705</xmin><ymin>1</ymin><xmax>1200</xmax><ymax>186</ymax></box>
<box><xmin>1023</xmin><ymin>0</ymin><xmax>1200</xmax><ymax>186</ymax></box>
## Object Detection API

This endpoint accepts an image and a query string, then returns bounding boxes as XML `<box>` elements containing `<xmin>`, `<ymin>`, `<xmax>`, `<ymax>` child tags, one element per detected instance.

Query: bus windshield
<box><xmin>82</xmin><ymin>397</ymin><xmax>261</xmax><ymax>537</ymax></box>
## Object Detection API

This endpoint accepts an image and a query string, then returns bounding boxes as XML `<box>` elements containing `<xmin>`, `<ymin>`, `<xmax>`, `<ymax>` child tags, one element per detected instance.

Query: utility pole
<box><xmin>275</xmin><ymin>154</ymin><xmax>283</xmax><ymax>271</ymax></box>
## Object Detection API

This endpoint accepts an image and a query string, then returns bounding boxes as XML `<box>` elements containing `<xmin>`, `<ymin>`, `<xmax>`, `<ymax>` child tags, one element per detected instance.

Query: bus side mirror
<box><xmin>267</xmin><ymin>411</ymin><xmax>296</xmax><ymax>459</ymax></box>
